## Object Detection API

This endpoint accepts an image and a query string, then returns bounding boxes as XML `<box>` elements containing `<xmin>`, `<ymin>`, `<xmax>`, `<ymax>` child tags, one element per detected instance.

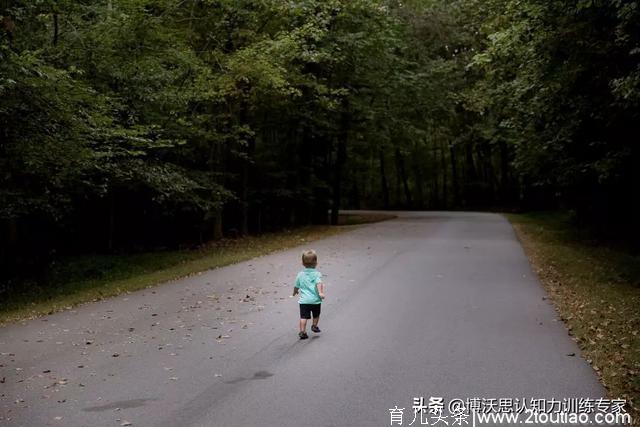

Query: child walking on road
<box><xmin>293</xmin><ymin>250</ymin><xmax>325</xmax><ymax>339</ymax></box>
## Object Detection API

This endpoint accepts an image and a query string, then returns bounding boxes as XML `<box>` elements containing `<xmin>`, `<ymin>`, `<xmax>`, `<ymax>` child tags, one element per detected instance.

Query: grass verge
<box><xmin>507</xmin><ymin>212</ymin><xmax>640</xmax><ymax>421</ymax></box>
<box><xmin>0</xmin><ymin>212</ymin><xmax>395</xmax><ymax>326</ymax></box>
<box><xmin>337</xmin><ymin>212</ymin><xmax>397</xmax><ymax>225</ymax></box>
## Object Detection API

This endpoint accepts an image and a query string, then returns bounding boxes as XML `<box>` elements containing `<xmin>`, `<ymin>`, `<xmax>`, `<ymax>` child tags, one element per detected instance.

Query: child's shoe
<box><xmin>311</xmin><ymin>325</ymin><xmax>321</xmax><ymax>333</ymax></box>
<box><xmin>299</xmin><ymin>331</ymin><xmax>309</xmax><ymax>340</ymax></box>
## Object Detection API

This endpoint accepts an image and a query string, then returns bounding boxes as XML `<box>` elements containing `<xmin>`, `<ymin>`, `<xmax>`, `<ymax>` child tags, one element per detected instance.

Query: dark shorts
<box><xmin>299</xmin><ymin>303</ymin><xmax>321</xmax><ymax>319</ymax></box>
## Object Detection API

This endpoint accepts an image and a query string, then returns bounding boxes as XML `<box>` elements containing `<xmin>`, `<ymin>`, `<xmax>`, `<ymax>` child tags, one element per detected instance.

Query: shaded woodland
<box><xmin>1</xmin><ymin>0</ymin><xmax>638</xmax><ymax>281</ymax></box>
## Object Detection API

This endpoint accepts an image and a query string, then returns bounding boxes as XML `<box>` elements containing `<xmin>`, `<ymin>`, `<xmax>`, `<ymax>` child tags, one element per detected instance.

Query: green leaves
<box><xmin>1</xmin><ymin>0</ymin><xmax>637</xmax><ymax>257</ymax></box>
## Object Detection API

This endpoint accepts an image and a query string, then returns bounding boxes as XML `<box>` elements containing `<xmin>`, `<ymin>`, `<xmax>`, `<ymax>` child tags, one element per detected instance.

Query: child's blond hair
<box><xmin>302</xmin><ymin>250</ymin><xmax>317</xmax><ymax>268</ymax></box>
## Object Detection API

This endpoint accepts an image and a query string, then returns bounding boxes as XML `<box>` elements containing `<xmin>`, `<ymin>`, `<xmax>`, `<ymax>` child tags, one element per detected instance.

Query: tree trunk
<box><xmin>239</xmin><ymin>99</ymin><xmax>254</xmax><ymax>235</ymax></box>
<box><xmin>1</xmin><ymin>219</ymin><xmax>18</xmax><ymax>273</ymax></box>
<box><xmin>331</xmin><ymin>104</ymin><xmax>349</xmax><ymax>225</ymax></box>
<box><xmin>477</xmin><ymin>142</ymin><xmax>496</xmax><ymax>202</ymax></box>
<box><xmin>0</xmin><ymin>16</ymin><xmax>15</xmax><ymax>44</ymax></box>
<box><xmin>108</xmin><ymin>192</ymin><xmax>115</xmax><ymax>252</ymax></box>
<box><xmin>331</xmin><ymin>135</ymin><xmax>347</xmax><ymax>225</ymax></box>
<box><xmin>379</xmin><ymin>149</ymin><xmax>390</xmax><ymax>209</ymax></box>
<box><xmin>431</xmin><ymin>143</ymin><xmax>440</xmax><ymax>207</ymax></box>
<box><xmin>351</xmin><ymin>182</ymin><xmax>361</xmax><ymax>210</ymax></box>
<box><xmin>53</xmin><ymin>12</ymin><xmax>58</xmax><ymax>46</ymax></box>
<box><xmin>440</xmin><ymin>140</ymin><xmax>448</xmax><ymax>207</ymax></box>
<box><xmin>411</xmin><ymin>142</ymin><xmax>425</xmax><ymax>209</ymax></box>
<box><xmin>498</xmin><ymin>139</ymin><xmax>510</xmax><ymax>202</ymax></box>
<box><xmin>241</xmin><ymin>159</ymin><xmax>249</xmax><ymax>235</ymax></box>
<box><xmin>395</xmin><ymin>148</ymin><xmax>412</xmax><ymax>208</ymax></box>
<box><xmin>299</xmin><ymin>125</ymin><xmax>313</xmax><ymax>224</ymax></box>
<box><xmin>209</xmin><ymin>126</ymin><xmax>224</xmax><ymax>240</ymax></box>
<box><xmin>212</xmin><ymin>214</ymin><xmax>223</xmax><ymax>240</ymax></box>
<box><xmin>449</xmin><ymin>141</ymin><xmax>460</xmax><ymax>206</ymax></box>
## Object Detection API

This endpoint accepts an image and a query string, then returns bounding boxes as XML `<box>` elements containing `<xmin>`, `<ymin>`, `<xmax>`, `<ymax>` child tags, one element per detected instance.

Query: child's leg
<box><xmin>311</xmin><ymin>304</ymin><xmax>321</xmax><ymax>332</ymax></box>
<box><xmin>299</xmin><ymin>304</ymin><xmax>311</xmax><ymax>332</ymax></box>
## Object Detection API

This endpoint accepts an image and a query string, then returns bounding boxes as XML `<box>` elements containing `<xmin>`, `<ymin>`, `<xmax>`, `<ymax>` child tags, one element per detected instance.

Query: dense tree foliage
<box><xmin>1</xmin><ymin>0</ymin><xmax>638</xmax><ymax>278</ymax></box>
<box><xmin>463</xmin><ymin>0</ymin><xmax>640</xmax><ymax>233</ymax></box>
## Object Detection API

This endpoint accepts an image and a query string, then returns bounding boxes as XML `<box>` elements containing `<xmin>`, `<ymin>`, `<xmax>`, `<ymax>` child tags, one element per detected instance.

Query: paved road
<box><xmin>1</xmin><ymin>212</ymin><xmax>603</xmax><ymax>426</ymax></box>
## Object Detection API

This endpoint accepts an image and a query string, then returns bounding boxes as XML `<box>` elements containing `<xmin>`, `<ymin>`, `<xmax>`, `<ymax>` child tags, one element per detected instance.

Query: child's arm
<box><xmin>293</xmin><ymin>275</ymin><xmax>300</xmax><ymax>296</ymax></box>
<box><xmin>316</xmin><ymin>282</ymin><xmax>325</xmax><ymax>300</ymax></box>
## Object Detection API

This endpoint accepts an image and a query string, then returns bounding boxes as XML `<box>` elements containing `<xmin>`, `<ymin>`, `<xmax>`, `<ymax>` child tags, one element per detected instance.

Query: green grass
<box><xmin>0</xmin><ymin>212</ymin><xmax>396</xmax><ymax>326</ymax></box>
<box><xmin>507</xmin><ymin>212</ymin><xmax>640</xmax><ymax>421</ymax></box>
<box><xmin>337</xmin><ymin>212</ymin><xmax>397</xmax><ymax>225</ymax></box>
<box><xmin>0</xmin><ymin>226</ymin><xmax>344</xmax><ymax>326</ymax></box>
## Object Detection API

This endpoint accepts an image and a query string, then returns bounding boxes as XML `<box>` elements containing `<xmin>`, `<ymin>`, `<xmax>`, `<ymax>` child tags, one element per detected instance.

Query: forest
<box><xmin>1</xmin><ymin>0</ymin><xmax>639</xmax><ymax>281</ymax></box>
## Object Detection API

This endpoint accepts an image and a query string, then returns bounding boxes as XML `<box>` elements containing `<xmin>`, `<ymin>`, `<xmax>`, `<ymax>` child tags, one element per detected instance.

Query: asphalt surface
<box><xmin>1</xmin><ymin>212</ymin><xmax>604</xmax><ymax>426</ymax></box>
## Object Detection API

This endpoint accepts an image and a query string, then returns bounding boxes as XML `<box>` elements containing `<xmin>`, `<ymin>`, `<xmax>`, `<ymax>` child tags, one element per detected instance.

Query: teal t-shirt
<box><xmin>295</xmin><ymin>268</ymin><xmax>323</xmax><ymax>305</ymax></box>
